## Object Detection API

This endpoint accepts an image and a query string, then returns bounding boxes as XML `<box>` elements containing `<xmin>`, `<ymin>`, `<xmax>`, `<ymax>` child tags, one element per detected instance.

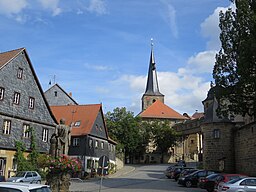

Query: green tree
<box><xmin>151</xmin><ymin>120</ymin><xmax>180</xmax><ymax>163</ymax></box>
<box><xmin>14</xmin><ymin>141</ymin><xmax>30</xmax><ymax>171</ymax></box>
<box><xmin>27</xmin><ymin>127</ymin><xmax>39</xmax><ymax>171</ymax></box>
<box><xmin>213</xmin><ymin>0</ymin><xmax>256</xmax><ymax>118</ymax></box>
<box><xmin>105</xmin><ymin>107</ymin><xmax>150</xmax><ymax>162</ymax></box>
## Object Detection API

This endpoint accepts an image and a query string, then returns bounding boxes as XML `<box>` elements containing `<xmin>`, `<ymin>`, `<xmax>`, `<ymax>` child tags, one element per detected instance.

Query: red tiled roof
<box><xmin>0</xmin><ymin>48</ymin><xmax>24</xmax><ymax>67</ymax></box>
<box><xmin>139</xmin><ymin>100</ymin><xmax>188</xmax><ymax>120</ymax></box>
<box><xmin>50</xmin><ymin>104</ymin><xmax>102</xmax><ymax>136</ymax></box>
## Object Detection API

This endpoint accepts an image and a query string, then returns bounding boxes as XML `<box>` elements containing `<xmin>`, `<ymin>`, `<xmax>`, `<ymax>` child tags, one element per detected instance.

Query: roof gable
<box><xmin>0</xmin><ymin>48</ymin><xmax>57</xmax><ymax>125</ymax></box>
<box><xmin>50</xmin><ymin>104</ymin><xmax>106</xmax><ymax>136</ymax></box>
<box><xmin>44</xmin><ymin>83</ymin><xmax>78</xmax><ymax>106</ymax></box>
<box><xmin>139</xmin><ymin>100</ymin><xmax>188</xmax><ymax>120</ymax></box>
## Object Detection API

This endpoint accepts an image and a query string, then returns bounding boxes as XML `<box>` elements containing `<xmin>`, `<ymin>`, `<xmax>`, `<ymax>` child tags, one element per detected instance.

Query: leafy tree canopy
<box><xmin>151</xmin><ymin>120</ymin><xmax>180</xmax><ymax>154</ymax></box>
<box><xmin>105</xmin><ymin>107</ymin><xmax>144</xmax><ymax>154</ymax></box>
<box><xmin>213</xmin><ymin>0</ymin><xmax>256</xmax><ymax>118</ymax></box>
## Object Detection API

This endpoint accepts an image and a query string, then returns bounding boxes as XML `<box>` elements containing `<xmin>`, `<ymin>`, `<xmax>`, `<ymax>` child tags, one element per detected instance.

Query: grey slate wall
<box><xmin>44</xmin><ymin>85</ymin><xmax>77</xmax><ymax>106</ymax></box>
<box><xmin>0</xmin><ymin>51</ymin><xmax>56</xmax><ymax>152</ymax></box>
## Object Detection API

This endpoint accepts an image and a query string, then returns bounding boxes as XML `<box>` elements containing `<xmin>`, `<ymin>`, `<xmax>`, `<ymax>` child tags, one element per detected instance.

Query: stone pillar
<box><xmin>46</xmin><ymin>172</ymin><xmax>71</xmax><ymax>192</ymax></box>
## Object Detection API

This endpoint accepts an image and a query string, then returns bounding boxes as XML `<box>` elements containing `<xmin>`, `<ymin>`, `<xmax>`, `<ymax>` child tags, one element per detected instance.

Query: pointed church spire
<box><xmin>144</xmin><ymin>38</ymin><xmax>162</xmax><ymax>95</ymax></box>
<box><xmin>141</xmin><ymin>39</ymin><xmax>164</xmax><ymax>111</ymax></box>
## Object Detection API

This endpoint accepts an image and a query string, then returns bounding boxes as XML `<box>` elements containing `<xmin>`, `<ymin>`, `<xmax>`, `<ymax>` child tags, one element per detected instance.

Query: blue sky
<box><xmin>0</xmin><ymin>0</ymin><xmax>233</xmax><ymax>115</ymax></box>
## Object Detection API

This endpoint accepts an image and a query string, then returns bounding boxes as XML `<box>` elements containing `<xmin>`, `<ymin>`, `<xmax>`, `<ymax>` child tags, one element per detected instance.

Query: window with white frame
<box><xmin>95</xmin><ymin>140</ymin><xmax>98</xmax><ymax>148</ymax></box>
<box><xmin>23</xmin><ymin>124</ymin><xmax>30</xmax><ymax>138</ymax></box>
<box><xmin>13</xmin><ymin>92</ymin><xmax>20</xmax><ymax>105</ymax></box>
<box><xmin>17</xmin><ymin>67</ymin><xmax>23</xmax><ymax>79</ymax></box>
<box><xmin>3</xmin><ymin>120</ymin><xmax>11</xmax><ymax>135</ymax></box>
<box><xmin>42</xmin><ymin>128</ymin><xmax>49</xmax><ymax>142</ymax></box>
<box><xmin>101</xmin><ymin>142</ymin><xmax>104</xmax><ymax>149</ymax></box>
<box><xmin>0</xmin><ymin>87</ymin><xmax>4</xmax><ymax>100</ymax></box>
<box><xmin>28</xmin><ymin>97</ymin><xmax>35</xmax><ymax>109</ymax></box>
<box><xmin>73</xmin><ymin>138</ymin><xmax>80</xmax><ymax>146</ymax></box>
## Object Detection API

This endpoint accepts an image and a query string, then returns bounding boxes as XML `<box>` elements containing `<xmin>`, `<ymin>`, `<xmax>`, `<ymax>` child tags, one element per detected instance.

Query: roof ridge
<box><xmin>0</xmin><ymin>47</ymin><xmax>25</xmax><ymax>55</ymax></box>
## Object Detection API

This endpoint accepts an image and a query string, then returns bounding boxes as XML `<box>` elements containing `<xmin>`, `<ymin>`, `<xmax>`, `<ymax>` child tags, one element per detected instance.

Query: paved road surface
<box><xmin>70</xmin><ymin>164</ymin><xmax>206</xmax><ymax>192</ymax></box>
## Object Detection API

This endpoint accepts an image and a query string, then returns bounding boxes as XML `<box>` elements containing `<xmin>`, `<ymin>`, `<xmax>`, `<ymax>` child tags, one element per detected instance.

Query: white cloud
<box><xmin>186</xmin><ymin>50</ymin><xmax>217</xmax><ymax>74</ymax></box>
<box><xmin>37</xmin><ymin>0</ymin><xmax>62</xmax><ymax>16</ymax></box>
<box><xmin>87</xmin><ymin>0</ymin><xmax>107</xmax><ymax>15</ymax></box>
<box><xmin>0</xmin><ymin>0</ymin><xmax>27</xmax><ymax>16</ymax></box>
<box><xmin>84</xmin><ymin>63</ymin><xmax>111</xmax><ymax>71</ymax></box>
<box><xmin>161</xmin><ymin>0</ymin><xmax>178</xmax><ymax>38</ymax></box>
<box><xmin>200</xmin><ymin>4</ymin><xmax>235</xmax><ymax>50</ymax></box>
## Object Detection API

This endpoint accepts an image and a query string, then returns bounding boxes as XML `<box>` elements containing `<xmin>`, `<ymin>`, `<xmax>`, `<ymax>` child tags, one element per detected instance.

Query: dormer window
<box><xmin>74</xmin><ymin>121</ymin><xmax>81</xmax><ymax>127</ymax></box>
<box><xmin>17</xmin><ymin>68</ymin><xmax>23</xmax><ymax>79</ymax></box>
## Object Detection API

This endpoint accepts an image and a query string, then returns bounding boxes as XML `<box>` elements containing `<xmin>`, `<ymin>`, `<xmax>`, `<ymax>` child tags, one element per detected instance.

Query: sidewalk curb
<box><xmin>108</xmin><ymin>166</ymin><xmax>136</xmax><ymax>178</ymax></box>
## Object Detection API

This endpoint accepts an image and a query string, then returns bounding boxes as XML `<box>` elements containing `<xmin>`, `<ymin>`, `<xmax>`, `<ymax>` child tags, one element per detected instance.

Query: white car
<box><xmin>0</xmin><ymin>182</ymin><xmax>51</xmax><ymax>192</ymax></box>
<box><xmin>217</xmin><ymin>177</ymin><xmax>256</xmax><ymax>192</ymax></box>
<box><xmin>7</xmin><ymin>171</ymin><xmax>41</xmax><ymax>183</ymax></box>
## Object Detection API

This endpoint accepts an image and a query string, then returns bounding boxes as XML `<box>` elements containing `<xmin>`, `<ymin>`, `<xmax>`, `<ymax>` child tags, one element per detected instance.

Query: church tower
<box><xmin>142</xmin><ymin>40</ymin><xmax>164</xmax><ymax>111</ymax></box>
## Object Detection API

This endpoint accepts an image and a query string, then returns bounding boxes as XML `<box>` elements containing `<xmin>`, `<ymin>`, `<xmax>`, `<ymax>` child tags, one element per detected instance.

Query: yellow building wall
<box><xmin>0</xmin><ymin>149</ymin><xmax>29</xmax><ymax>179</ymax></box>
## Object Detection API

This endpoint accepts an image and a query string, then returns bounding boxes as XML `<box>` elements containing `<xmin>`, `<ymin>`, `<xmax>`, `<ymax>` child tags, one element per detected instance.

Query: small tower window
<box><xmin>54</xmin><ymin>91</ymin><xmax>57</xmax><ymax>97</ymax></box>
<box><xmin>213</xmin><ymin>129</ymin><xmax>220</xmax><ymax>139</ymax></box>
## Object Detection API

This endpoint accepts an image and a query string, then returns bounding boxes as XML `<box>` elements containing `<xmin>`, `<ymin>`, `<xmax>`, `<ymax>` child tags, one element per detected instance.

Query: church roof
<box><xmin>50</xmin><ymin>104</ymin><xmax>104</xmax><ymax>136</ymax></box>
<box><xmin>144</xmin><ymin>42</ymin><xmax>163</xmax><ymax>96</ymax></box>
<box><xmin>138</xmin><ymin>100</ymin><xmax>188</xmax><ymax>120</ymax></box>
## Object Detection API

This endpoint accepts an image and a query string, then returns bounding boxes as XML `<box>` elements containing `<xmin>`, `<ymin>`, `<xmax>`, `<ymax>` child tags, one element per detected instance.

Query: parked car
<box><xmin>198</xmin><ymin>173</ymin><xmax>220</xmax><ymax>190</ymax></box>
<box><xmin>178</xmin><ymin>170</ymin><xmax>216</xmax><ymax>187</ymax></box>
<box><xmin>176</xmin><ymin>160</ymin><xmax>186</xmax><ymax>167</ymax></box>
<box><xmin>171</xmin><ymin>167</ymin><xmax>195</xmax><ymax>181</ymax></box>
<box><xmin>0</xmin><ymin>182</ymin><xmax>51</xmax><ymax>192</ymax></box>
<box><xmin>0</xmin><ymin>175</ymin><xmax>6</xmax><ymax>182</ymax></box>
<box><xmin>7</xmin><ymin>171</ymin><xmax>41</xmax><ymax>183</ymax></box>
<box><xmin>217</xmin><ymin>177</ymin><xmax>256</xmax><ymax>192</ymax></box>
<box><xmin>164</xmin><ymin>166</ymin><xmax>182</xmax><ymax>179</ymax></box>
<box><xmin>179</xmin><ymin>169</ymin><xmax>198</xmax><ymax>179</ymax></box>
<box><xmin>210</xmin><ymin>173</ymin><xmax>247</xmax><ymax>192</ymax></box>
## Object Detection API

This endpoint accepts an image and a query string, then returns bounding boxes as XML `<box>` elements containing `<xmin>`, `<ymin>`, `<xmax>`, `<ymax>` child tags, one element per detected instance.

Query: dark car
<box><xmin>176</xmin><ymin>160</ymin><xmax>186</xmax><ymax>167</ymax></box>
<box><xmin>164</xmin><ymin>166</ymin><xmax>176</xmax><ymax>179</ymax></box>
<box><xmin>171</xmin><ymin>167</ymin><xmax>195</xmax><ymax>181</ymax></box>
<box><xmin>198</xmin><ymin>173</ymin><xmax>221</xmax><ymax>191</ymax></box>
<box><xmin>178</xmin><ymin>170</ymin><xmax>216</xmax><ymax>187</ymax></box>
<box><xmin>0</xmin><ymin>175</ymin><xmax>5</xmax><ymax>182</ymax></box>
<box><xmin>179</xmin><ymin>169</ymin><xmax>198</xmax><ymax>179</ymax></box>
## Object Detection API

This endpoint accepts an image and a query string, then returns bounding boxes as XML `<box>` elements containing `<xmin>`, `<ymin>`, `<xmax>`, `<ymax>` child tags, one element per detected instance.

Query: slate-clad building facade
<box><xmin>50</xmin><ymin>104</ymin><xmax>116</xmax><ymax>173</ymax></box>
<box><xmin>44</xmin><ymin>83</ymin><xmax>78</xmax><ymax>106</ymax></box>
<box><xmin>0</xmin><ymin>48</ymin><xmax>57</xmax><ymax>178</ymax></box>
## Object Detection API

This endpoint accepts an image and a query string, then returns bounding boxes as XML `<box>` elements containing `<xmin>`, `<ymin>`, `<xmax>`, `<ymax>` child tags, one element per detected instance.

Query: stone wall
<box><xmin>234</xmin><ymin>122</ymin><xmax>256</xmax><ymax>176</ymax></box>
<box><xmin>201</xmin><ymin>122</ymin><xmax>235</xmax><ymax>173</ymax></box>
